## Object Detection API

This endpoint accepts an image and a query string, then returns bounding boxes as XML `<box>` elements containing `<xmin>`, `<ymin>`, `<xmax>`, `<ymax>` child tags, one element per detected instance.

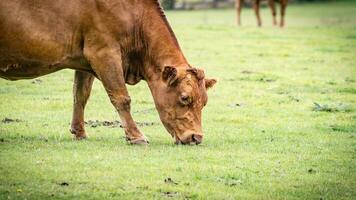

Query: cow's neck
<box><xmin>141</xmin><ymin>1</ymin><xmax>189</xmax><ymax>83</ymax></box>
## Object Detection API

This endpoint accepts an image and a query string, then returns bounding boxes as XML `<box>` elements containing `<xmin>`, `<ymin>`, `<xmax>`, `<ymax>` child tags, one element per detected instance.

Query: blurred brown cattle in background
<box><xmin>236</xmin><ymin>0</ymin><xmax>288</xmax><ymax>27</ymax></box>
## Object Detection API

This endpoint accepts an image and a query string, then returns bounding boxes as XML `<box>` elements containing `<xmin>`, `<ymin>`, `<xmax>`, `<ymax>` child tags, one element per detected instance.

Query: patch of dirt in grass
<box><xmin>133</xmin><ymin>108</ymin><xmax>156</xmax><ymax>114</ymax></box>
<box><xmin>164</xmin><ymin>177</ymin><xmax>178</xmax><ymax>185</ymax></box>
<box><xmin>312</xmin><ymin>102</ymin><xmax>352</xmax><ymax>113</ymax></box>
<box><xmin>162</xmin><ymin>191</ymin><xmax>178</xmax><ymax>198</ymax></box>
<box><xmin>1</xmin><ymin>118</ymin><xmax>22</xmax><ymax>123</ymax></box>
<box><xmin>85</xmin><ymin>120</ymin><xmax>157</xmax><ymax>128</ymax></box>
<box><xmin>229</xmin><ymin>103</ymin><xmax>244</xmax><ymax>108</ymax></box>
<box><xmin>217</xmin><ymin>176</ymin><xmax>243</xmax><ymax>187</ymax></box>
<box><xmin>85</xmin><ymin>120</ymin><xmax>122</xmax><ymax>128</ymax></box>
<box><xmin>58</xmin><ymin>182</ymin><xmax>69</xmax><ymax>186</ymax></box>
<box><xmin>31</xmin><ymin>79</ymin><xmax>42</xmax><ymax>84</ymax></box>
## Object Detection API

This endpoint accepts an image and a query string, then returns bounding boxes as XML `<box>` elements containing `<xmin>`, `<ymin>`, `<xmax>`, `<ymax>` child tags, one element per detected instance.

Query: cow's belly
<box><xmin>0</xmin><ymin>61</ymin><xmax>60</xmax><ymax>80</ymax></box>
<box><xmin>0</xmin><ymin>51</ymin><xmax>91</xmax><ymax>81</ymax></box>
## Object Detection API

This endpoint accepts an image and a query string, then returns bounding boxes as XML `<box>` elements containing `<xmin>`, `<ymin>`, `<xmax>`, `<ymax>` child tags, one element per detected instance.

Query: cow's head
<box><xmin>150</xmin><ymin>66</ymin><xmax>216</xmax><ymax>145</ymax></box>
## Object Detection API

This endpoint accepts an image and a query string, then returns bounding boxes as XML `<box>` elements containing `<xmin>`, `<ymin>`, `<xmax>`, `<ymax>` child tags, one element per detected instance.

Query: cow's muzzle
<box><xmin>175</xmin><ymin>133</ymin><xmax>203</xmax><ymax>145</ymax></box>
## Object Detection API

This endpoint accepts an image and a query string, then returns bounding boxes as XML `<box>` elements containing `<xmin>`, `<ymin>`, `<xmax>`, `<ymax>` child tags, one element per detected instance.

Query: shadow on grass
<box><xmin>0</xmin><ymin>132</ymin><xmax>211</xmax><ymax>149</ymax></box>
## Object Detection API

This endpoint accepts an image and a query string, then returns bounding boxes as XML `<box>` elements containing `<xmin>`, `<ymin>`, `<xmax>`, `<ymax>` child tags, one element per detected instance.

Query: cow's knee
<box><xmin>109</xmin><ymin>94</ymin><xmax>131</xmax><ymax>111</ymax></box>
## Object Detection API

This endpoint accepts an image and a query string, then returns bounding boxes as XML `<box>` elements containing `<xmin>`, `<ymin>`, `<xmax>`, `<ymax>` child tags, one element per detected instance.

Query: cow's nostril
<box><xmin>192</xmin><ymin>134</ymin><xmax>203</xmax><ymax>144</ymax></box>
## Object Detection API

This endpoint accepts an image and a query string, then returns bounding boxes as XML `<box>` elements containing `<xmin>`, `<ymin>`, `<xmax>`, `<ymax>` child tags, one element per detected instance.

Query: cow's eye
<box><xmin>179</xmin><ymin>93</ymin><xmax>192</xmax><ymax>106</ymax></box>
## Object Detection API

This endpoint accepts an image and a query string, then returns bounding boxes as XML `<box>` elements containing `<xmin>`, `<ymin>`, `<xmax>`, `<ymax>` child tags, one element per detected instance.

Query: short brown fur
<box><xmin>0</xmin><ymin>0</ymin><xmax>216</xmax><ymax>145</ymax></box>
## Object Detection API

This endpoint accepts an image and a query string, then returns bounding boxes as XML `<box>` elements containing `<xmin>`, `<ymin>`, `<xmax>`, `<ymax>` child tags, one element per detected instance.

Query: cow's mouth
<box><xmin>174</xmin><ymin>133</ymin><xmax>203</xmax><ymax>145</ymax></box>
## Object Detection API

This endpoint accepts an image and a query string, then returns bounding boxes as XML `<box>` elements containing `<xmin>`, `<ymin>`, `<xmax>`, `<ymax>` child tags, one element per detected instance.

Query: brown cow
<box><xmin>0</xmin><ymin>0</ymin><xmax>216</xmax><ymax>145</ymax></box>
<box><xmin>236</xmin><ymin>0</ymin><xmax>288</xmax><ymax>27</ymax></box>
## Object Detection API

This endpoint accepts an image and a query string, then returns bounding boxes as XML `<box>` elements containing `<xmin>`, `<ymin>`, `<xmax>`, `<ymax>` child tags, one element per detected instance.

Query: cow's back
<box><xmin>0</xmin><ymin>0</ymin><xmax>90</xmax><ymax>79</ymax></box>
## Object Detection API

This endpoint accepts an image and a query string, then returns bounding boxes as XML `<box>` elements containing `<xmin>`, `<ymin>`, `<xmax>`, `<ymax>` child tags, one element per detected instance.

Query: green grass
<box><xmin>1</xmin><ymin>1</ymin><xmax>356</xmax><ymax>199</ymax></box>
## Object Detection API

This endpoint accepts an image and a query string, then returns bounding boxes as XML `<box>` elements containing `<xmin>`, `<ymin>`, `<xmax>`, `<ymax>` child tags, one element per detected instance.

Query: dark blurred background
<box><xmin>160</xmin><ymin>0</ymin><xmax>344</xmax><ymax>10</ymax></box>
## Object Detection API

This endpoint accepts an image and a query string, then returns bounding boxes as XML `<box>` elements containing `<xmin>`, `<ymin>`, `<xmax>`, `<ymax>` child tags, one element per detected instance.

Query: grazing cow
<box><xmin>236</xmin><ymin>0</ymin><xmax>288</xmax><ymax>27</ymax></box>
<box><xmin>0</xmin><ymin>0</ymin><xmax>216</xmax><ymax>145</ymax></box>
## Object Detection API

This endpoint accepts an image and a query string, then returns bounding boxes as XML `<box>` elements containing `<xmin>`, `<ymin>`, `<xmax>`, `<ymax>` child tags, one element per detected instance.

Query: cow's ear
<box><xmin>187</xmin><ymin>68</ymin><xmax>205</xmax><ymax>80</ymax></box>
<box><xmin>205</xmin><ymin>78</ymin><xmax>217</xmax><ymax>90</ymax></box>
<box><xmin>162</xmin><ymin>66</ymin><xmax>178</xmax><ymax>86</ymax></box>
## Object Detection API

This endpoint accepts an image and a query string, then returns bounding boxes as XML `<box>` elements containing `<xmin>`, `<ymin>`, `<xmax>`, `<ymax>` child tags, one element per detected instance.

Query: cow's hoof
<box><xmin>70</xmin><ymin>128</ymin><xmax>87</xmax><ymax>140</ymax></box>
<box><xmin>74</xmin><ymin>134</ymin><xmax>87</xmax><ymax>140</ymax></box>
<box><xmin>128</xmin><ymin>136</ymin><xmax>149</xmax><ymax>145</ymax></box>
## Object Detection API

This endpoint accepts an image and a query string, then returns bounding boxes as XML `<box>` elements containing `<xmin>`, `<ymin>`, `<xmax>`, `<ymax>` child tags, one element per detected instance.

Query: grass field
<box><xmin>1</xmin><ymin>1</ymin><xmax>356</xmax><ymax>199</ymax></box>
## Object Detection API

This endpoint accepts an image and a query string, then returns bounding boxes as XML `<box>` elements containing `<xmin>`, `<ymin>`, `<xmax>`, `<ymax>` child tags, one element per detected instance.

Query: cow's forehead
<box><xmin>180</xmin><ymin>74</ymin><xmax>196</xmax><ymax>89</ymax></box>
<box><xmin>180</xmin><ymin>75</ymin><xmax>205</xmax><ymax>97</ymax></box>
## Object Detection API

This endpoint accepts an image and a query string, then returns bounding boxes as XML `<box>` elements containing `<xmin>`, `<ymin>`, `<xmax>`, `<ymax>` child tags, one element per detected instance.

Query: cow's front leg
<box><xmin>84</xmin><ymin>48</ymin><xmax>148</xmax><ymax>145</ymax></box>
<box><xmin>70</xmin><ymin>71</ymin><xmax>95</xmax><ymax>139</ymax></box>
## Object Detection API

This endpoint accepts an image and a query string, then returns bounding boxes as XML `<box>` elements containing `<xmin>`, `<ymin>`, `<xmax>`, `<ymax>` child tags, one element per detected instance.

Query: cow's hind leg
<box><xmin>84</xmin><ymin>47</ymin><xmax>148</xmax><ymax>145</ymax></box>
<box><xmin>70</xmin><ymin>71</ymin><xmax>94</xmax><ymax>139</ymax></box>
<box><xmin>253</xmin><ymin>0</ymin><xmax>262</xmax><ymax>27</ymax></box>
<box><xmin>268</xmin><ymin>0</ymin><xmax>277</xmax><ymax>26</ymax></box>
<box><xmin>236</xmin><ymin>0</ymin><xmax>243</xmax><ymax>26</ymax></box>
<box><xmin>280</xmin><ymin>0</ymin><xmax>288</xmax><ymax>27</ymax></box>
